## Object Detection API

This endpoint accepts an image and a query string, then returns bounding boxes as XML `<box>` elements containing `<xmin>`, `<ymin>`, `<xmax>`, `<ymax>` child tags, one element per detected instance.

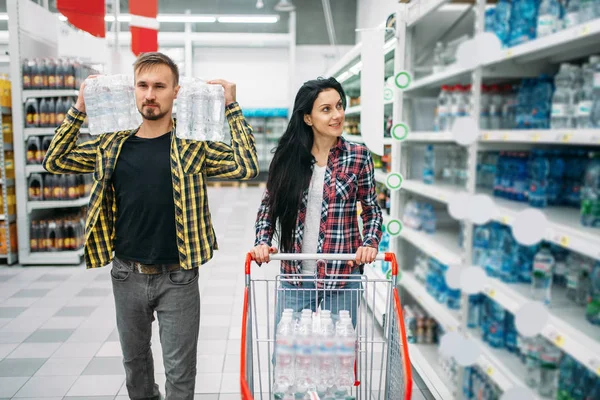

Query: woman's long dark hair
<box><xmin>267</xmin><ymin>77</ymin><xmax>346</xmax><ymax>252</ymax></box>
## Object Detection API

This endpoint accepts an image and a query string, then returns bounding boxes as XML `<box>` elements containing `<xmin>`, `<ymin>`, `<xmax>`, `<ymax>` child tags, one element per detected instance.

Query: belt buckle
<box><xmin>134</xmin><ymin>262</ymin><xmax>147</xmax><ymax>274</ymax></box>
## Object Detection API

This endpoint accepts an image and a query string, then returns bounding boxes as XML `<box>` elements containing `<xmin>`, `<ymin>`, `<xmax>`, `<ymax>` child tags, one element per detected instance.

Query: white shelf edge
<box><xmin>22</xmin><ymin>89</ymin><xmax>79</xmax><ymax>99</ymax></box>
<box><xmin>407</xmin><ymin>343</ymin><xmax>455</xmax><ymax>400</ymax></box>
<box><xmin>342</xmin><ymin>134</ymin><xmax>394</xmax><ymax>146</ymax></box>
<box><xmin>482</xmin><ymin>277</ymin><xmax>600</xmax><ymax>377</ymax></box>
<box><xmin>401</xmin><ymin>179</ymin><xmax>465</xmax><ymax>204</ymax></box>
<box><xmin>27</xmin><ymin>196</ymin><xmax>90</xmax><ymax>212</ymax></box>
<box><xmin>24</xmin><ymin>248</ymin><xmax>84</xmax><ymax>265</ymax></box>
<box><xmin>399</xmin><ymin>226</ymin><xmax>462</xmax><ymax>266</ymax></box>
<box><xmin>406</xmin><ymin>64</ymin><xmax>472</xmax><ymax>93</ymax></box>
<box><xmin>405</xmin><ymin>132</ymin><xmax>455</xmax><ymax>143</ymax></box>
<box><xmin>25</xmin><ymin>165</ymin><xmax>45</xmax><ymax>176</ymax></box>
<box><xmin>480</xmin><ymin>129</ymin><xmax>600</xmax><ymax>146</ymax></box>
<box><xmin>406</xmin><ymin>0</ymin><xmax>451</xmax><ymax>27</ymax></box>
<box><xmin>374</xmin><ymin>170</ymin><xmax>387</xmax><ymax>185</ymax></box>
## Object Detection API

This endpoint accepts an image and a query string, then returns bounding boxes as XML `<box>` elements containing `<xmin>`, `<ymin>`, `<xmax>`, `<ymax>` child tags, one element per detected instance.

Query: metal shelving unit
<box><xmin>7</xmin><ymin>0</ymin><xmax>101</xmax><ymax>265</ymax></box>
<box><xmin>329</xmin><ymin>0</ymin><xmax>600</xmax><ymax>397</ymax></box>
<box><xmin>0</xmin><ymin>100</ymin><xmax>17</xmax><ymax>264</ymax></box>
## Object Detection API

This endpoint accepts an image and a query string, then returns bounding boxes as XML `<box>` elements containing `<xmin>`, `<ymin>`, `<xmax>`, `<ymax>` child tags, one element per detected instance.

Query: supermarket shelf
<box><xmin>401</xmin><ymin>271</ymin><xmax>539</xmax><ymax>395</ymax></box>
<box><xmin>2</xmin><ymin>143</ymin><xmax>13</xmax><ymax>151</ymax></box>
<box><xmin>402</xmin><ymin>179</ymin><xmax>466</xmax><ymax>204</ymax></box>
<box><xmin>400</xmin><ymin>226</ymin><xmax>462</xmax><ymax>266</ymax></box>
<box><xmin>484</xmin><ymin>19</ymin><xmax>600</xmax><ymax>68</ymax></box>
<box><xmin>0</xmin><ymin>178</ymin><xmax>15</xmax><ymax>187</ymax></box>
<box><xmin>27</xmin><ymin>196</ymin><xmax>90</xmax><ymax>212</ymax></box>
<box><xmin>406</xmin><ymin>0</ymin><xmax>451</xmax><ymax>27</ymax></box>
<box><xmin>0</xmin><ymin>251</ymin><xmax>18</xmax><ymax>260</ymax></box>
<box><xmin>405</xmin><ymin>131</ymin><xmax>455</xmax><ymax>143</ymax></box>
<box><xmin>482</xmin><ymin>278</ymin><xmax>600</xmax><ymax>376</ymax></box>
<box><xmin>343</xmin><ymin>134</ymin><xmax>394</xmax><ymax>146</ymax></box>
<box><xmin>24</xmin><ymin>127</ymin><xmax>89</xmax><ymax>138</ymax></box>
<box><xmin>405</xmin><ymin>64</ymin><xmax>472</xmax><ymax>94</ymax></box>
<box><xmin>23</xmin><ymin>89</ymin><xmax>79</xmax><ymax>99</ymax></box>
<box><xmin>25</xmin><ymin>248</ymin><xmax>84</xmax><ymax>265</ymax></box>
<box><xmin>25</xmin><ymin>164</ymin><xmax>45</xmax><ymax>176</ymax></box>
<box><xmin>486</xmin><ymin>191</ymin><xmax>600</xmax><ymax>261</ymax></box>
<box><xmin>480</xmin><ymin>129</ymin><xmax>600</xmax><ymax>146</ymax></box>
<box><xmin>0</xmin><ymin>214</ymin><xmax>16</xmax><ymax>223</ymax></box>
<box><xmin>374</xmin><ymin>170</ymin><xmax>387</xmax><ymax>185</ymax></box>
<box><xmin>408</xmin><ymin>343</ymin><xmax>455</xmax><ymax>400</ymax></box>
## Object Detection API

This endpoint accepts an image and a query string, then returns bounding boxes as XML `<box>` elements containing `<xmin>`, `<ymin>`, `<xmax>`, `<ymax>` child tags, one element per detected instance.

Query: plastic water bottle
<box><xmin>499</xmin><ymin>227</ymin><xmax>518</xmax><ymax>283</ymax></box>
<box><xmin>586</xmin><ymin>261</ymin><xmax>600</xmax><ymax>325</ymax></box>
<box><xmin>294</xmin><ymin>315</ymin><xmax>315</xmax><ymax>393</ymax></box>
<box><xmin>485</xmin><ymin>223</ymin><xmax>503</xmax><ymax>278</ymax></box>
<box><xmin>566</xmin><ymin>252</ymin><xmax>581</xmax><ymax>303</ymax></box>
<box><xmin>529</xmin><ymin>150</ymin><xmax>550</xmax><ymax>208</ymax></box>
<box><xmin>509</xmin><ymin>0</ymin><xmax>540</xmax><ymax>47</ymax></box>
<box><xmin>577</xmin><ymin>256</ymin><xmax>593</xmax><ymax>307</ymax></box>
<box><xmin>434</xmin><ymin>86</ymin><xmax>450</xmax><ymax>132</ymax></box>
<box><xmin>537</xmin><ymin>0</ymin><xmax>562</xmax><ymax>37</ymax></box>
<box><xmin>532</xmin><ymin>244</ymin><xmax>555</xmax><ymax>305</ymax></box>
<box><xmin>316</xmin><ymin>313</ymin><xmax>336</xmax><ymax>394</ymax></box>
<box><xmin>467</xmin><ymin>295</ymin><xmax>482</xmax><ymax>329</ymax></box>
<box><xmin>557</xmin><ymin>354</ymin><xmax>576</xmax><ymax>400</ymax></box>
<box><xmin>517</xmin><ymin>243</ymin><xmax>539</xmax><ymax>283</ymax></box>
<box><xmin>489</xmin><ymin>84</ymin><xmax>504</xmax><ymax>130</ymax></box>
<box><xmin>480</xmin><ymin>85</ymin><xmax>491</xmax><ymax>130</ymax></box>
<box><xmin>581</xmin><ymin>152</ymin><xmax>600</xmax><ymax>227</ymax></box>
<box><xmin>83</xmin><ymin>78</ymin><xmax>101</xmax><ymax>134</ymax></box>
<box><xmin>538</xmin><ymin>340</ymin><xmax>562</xmax><ymax>398</ymax></box>
<box><xmin>433</xmin><ymin>42</ymin><xmax>445</xmax><ymax>74</ymax></box>
<box><xmin>274</xmin><ymin>312</ymin><xmax>295</xmax><ymax>394</ymax></box>
<box><xmin>421</xmin><ymin>204</ymin><xmax>437</xmax><ymax>234</ymax></box>
<box><xmin>552</xmin><ymin>64</ymin><xmax>574</xmax><ymax>129</ymax></box>
<box><xmin>524</xmin><ymin>337</ymin><xmax>541</xmax><ymax>389</ymax></box>
<box><xmin>494</xmin><ymin>0</ymin><xmax>513</xmax><ymax>47</ymax></box>
<box><xmin>505</xmin><ymin>312</ymin><xmax>518</xmax><ymax>353</ymax></box>
<box><xmin>532</xmin><ymin>75</ymin><xmax>555</xmax><ymax>129</ymax></box>
<box><xmin>547</xmin><ymin>150</ymin><xmax>566</xmax><ymax>206</ymax></box>
<box><xmin>473</xmin><ymin>224</ymin><xmax>490</xmax><ymax>268</ymax></box>
<box><xmin>577</xmin><ymin>62</ymin><xmax>594</xmax><ymax>128</ymax></box>
<box><xmin>335</xmin><ymin>315</ymin><xmax>356</xmax><ymax>393</ymax></box>
<box><xmin>579</xmin><ymin>0</ymin><xmax>598</xmax><ymax>23</ymax></box>
<box><xmin>501</xmin><ymin>84</ymin><xmax>517</xmax><ymax>128</ymax></box>
<box><xmin>564</xmin><ymin>0</ymin><xmax>580</xmax><ymax>28</ymax></box>
<box><xmin>591</xmin><ymin>55</ymin><xmax>600</xmax><ymax>128</ymax></box>
<box><xmin>487</xmin><ymin>301</ymin><xmax>506</xmax><ymax>348</ymax></box>
<box><xmin>423</xmin><ymin>145</ymin><xmax>435</xmax><ymax>185</ymax></box>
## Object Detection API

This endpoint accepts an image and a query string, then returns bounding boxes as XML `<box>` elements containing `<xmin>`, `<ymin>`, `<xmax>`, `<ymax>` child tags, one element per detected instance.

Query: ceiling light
<box><xmin>218</xmin><ymin>15</ymin><xmax>279</xmax><ymax>23</ymax></box>
<box><xmin>0</xmin><ymin>15</ymin><xmax>8</xmax><ymax>21</ymax></box>
<box><xmin>158</xmin><ymin>15</ymin><xmax>216</xmax><ymax>23</ymax></box>
<box><xmin>274</xmin><ymin>0</ymin><xmax>296</xmax><ymax>12</ymax></box>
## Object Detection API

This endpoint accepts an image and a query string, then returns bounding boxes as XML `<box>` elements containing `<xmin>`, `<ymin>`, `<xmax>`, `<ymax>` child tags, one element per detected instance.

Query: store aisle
<box><xmin>0</xmin><ymin>187</ymin><xmax>430</xmax><ymax>400</ymax></box>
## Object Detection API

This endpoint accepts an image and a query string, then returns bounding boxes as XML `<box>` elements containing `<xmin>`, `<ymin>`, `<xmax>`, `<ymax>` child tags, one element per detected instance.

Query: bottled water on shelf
<box><xmin>473</xmin><ymin>223</ymin><xmax>491</xmax><ymax>269</ymax></box>
<box><xmin>579</xmin><ymin>0</ymin><xmax>599</xmax><ymax>24</ymax></box>
<box><xmin>531</xmin><ymin>244</ymin><xmax>555</xmax><ymax>305</ymax></box>
<box><xmin>176</xmin><ymin>77</ymin><xmax>226</xmax><ymax>142</ymax></box>
<box><xmin>494</xmin><ymin>0</ymin><xmax>513</xmax><ymax>47</ymax></box>
<box><xmin>587</xmin><ymin>261</ymin><xmax>600</xmax><ymax>325</ymax></box>
<box><xmin>467</xmin><ymin>295</ymin><xmax>482</xmax><ymax>329</ymax></box>
<box><xmin>547</xmin><ymin>150</ymin><xmax>566</xmax><ymax>206</ymax></box>
<box><xmin>489</xmin><ymin>84</ymin><xmax>504</xmax><ymax>130</ymax></box>
<box><xmin>433</xmin><ymin>42</ymin><xmax>445</xmax><ymax>74</ymax></box>
<box><xmin>524</xmin><ymin>337</ymin><xmax>541</xmax><ymax>389</ymax></box>
<box><xmin>581</xmin><ymin>151</ymin><xmax>600</xmax><ymax>227</ymax></box>
<box><xmin>480</xmin><ymin>85</ymin><xmax>491</xmax><ymax>130</ymax></box>
<box><xmin>564</xmin><ymin>0</ymin><xmax>580</xmax><ymax>29</ymax></box>
<box><xmin>434</xmin><ymin>85</ymin><xmax>450</xmax><ymax>132</ymax></box>
<box><xmin>591</xmin><ymin>55</ymin><xmax>600</xmax><ymax>128</ymax></box>
<box><xmin>538</xmin><ymin>340</ymin><xmax>562</xmax><ymax>398</ymax></box>
<box><xmin>499</xmin><ymin>226</ymin><xmax>518</xmax><ymax>283</ymax></box>
<box><xmin>423</xmin><ymin>145</ymin><xmax>435</xmax><ymax>185</ymax></box>
<box><xmin>529</xmin><ymin>150</ymin><xmax>550</xmax><ymax>208</ymax></box>
<box><xmin>83</xmin><ymin>75</ymin><xmax>141</xmax><ymax>135</ymax></box>
<box><xmin>509</xmin><ymin>0</ymin><xmax>540</xmax><ymax>47</ymax></box>
<box><xmin>537</xmin><ymin>0</ymin><xmax>562</xmax><ymax>38</ymax></box>
<box><xmin>551</xmin><ymin>63</ymin><xmax>574</xmax><ymax>129</ymax></box>
<box><xmin>501</xmin><ymin>84</ymin><xmax>517</xmax><ymax>129</ymax></box>
<box><xmin>577</xmin><ymin>62</ymin><xmax>594</xmax><ymax>128</ymax></box>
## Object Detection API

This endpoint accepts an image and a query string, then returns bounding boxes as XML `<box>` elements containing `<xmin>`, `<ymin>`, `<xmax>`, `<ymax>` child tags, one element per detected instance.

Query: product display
<box><xmin>21</xmin><ymin>58</ymin><xmax>96</xmax><ymax>91</ymax></box>
<box><xmin>175</xmin><ymin>77</ymin><xmax>226</xmax><ymax>142</ymax></box>
<box><xmin>25</xmin><ymin>96</ymin><xmax>75</xmax><ymax>128</ymax></box>
<box><xmin>28</xmin><ymin>173</ymin><xmax>92</xmax><ymax>202</ymax></box>
<box><xmin>29</xmin><ymin>209</ymin><xmax>86</xmax><ymax>253</ymax></box>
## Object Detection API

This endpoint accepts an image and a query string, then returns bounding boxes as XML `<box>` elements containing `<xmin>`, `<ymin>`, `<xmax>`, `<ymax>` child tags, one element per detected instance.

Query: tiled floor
<box><xmin>0</xmin><ymin>188</ymin><xmax>434</xmax><ymax>400</ymax></box>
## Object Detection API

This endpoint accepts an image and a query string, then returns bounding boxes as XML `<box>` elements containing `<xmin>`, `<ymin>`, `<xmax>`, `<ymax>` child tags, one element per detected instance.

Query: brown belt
<box><xmin>131</xmin><ymin>262</ymin><xmax>181</xmax><ymax>275</ymax></box>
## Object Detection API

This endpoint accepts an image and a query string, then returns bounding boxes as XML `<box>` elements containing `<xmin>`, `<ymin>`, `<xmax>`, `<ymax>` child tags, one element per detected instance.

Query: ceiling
<box><xmin>4</xmin><ymin>0</ymin><xmax>357</xmax><ymax>45</ymax></box>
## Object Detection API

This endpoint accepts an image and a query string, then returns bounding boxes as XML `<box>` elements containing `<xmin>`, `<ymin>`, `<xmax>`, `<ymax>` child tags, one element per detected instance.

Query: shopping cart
<box><xmin>240</xmin><ymin>252</ymin><xmax>412</xmax><ymax>400</ymax></box>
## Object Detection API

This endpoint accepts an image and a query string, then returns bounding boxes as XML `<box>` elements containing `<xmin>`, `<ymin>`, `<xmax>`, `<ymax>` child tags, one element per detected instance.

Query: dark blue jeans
<box><xmin>111</xmin><ymin>257</ymin><xmax>200</xmax><ymax>400</ymax></box>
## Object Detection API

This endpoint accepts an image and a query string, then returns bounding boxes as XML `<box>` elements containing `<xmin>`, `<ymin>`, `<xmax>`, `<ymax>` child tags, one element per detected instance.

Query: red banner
<box><xmin>129</xmin><ymin>0</ymin><xmax>159</xmax><ymax>56</ymax></box>
<box><xmin>57</xmin><ymin>0</ymin><xmax>106</xmax><ymax>38</ymax></box>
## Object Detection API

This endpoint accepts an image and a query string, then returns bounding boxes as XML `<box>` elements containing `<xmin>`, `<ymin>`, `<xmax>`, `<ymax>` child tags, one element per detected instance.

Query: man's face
<box><xmin>134</xmin><ymin>64</ymin><xmax>179</xmax><ymax>121</ymax></box>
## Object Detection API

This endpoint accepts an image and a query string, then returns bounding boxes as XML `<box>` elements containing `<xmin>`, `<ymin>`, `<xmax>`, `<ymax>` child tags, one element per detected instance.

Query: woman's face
<box><xmin>304</xmin><ymin>88</ymin><xmax>345</xmax><ymax>139</ymax></box>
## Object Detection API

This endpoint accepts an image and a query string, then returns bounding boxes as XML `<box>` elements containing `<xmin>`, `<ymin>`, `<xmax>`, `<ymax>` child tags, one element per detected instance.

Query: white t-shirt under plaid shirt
<box><xmin>301</xmin><ymin>164</ymin><xmax>326</xmax><ymax>274</ymax></box>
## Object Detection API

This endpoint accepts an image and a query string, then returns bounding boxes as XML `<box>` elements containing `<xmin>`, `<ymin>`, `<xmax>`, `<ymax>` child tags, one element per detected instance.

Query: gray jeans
<box><xmin>111</xmin><ymin>257</ymin><xmax>200</xmax><ymax>400</ymax></box>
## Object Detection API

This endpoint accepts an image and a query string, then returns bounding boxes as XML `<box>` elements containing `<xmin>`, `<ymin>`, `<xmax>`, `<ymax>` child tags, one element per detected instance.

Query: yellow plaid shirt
<box><xmin>43</xmin><ymin>103</ymin><xmax>259</xmax><ymax>270</ymax></box>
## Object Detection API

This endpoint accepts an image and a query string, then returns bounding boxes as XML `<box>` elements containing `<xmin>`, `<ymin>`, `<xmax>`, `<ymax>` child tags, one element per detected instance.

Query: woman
<box><xmin>251</xmin><ymin>77</ymin><xmax>383</xmax><ymax>326</ymax></box>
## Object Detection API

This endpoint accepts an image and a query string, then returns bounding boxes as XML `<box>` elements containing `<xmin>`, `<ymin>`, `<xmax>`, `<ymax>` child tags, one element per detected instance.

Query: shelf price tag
<box><xmin>505</xmin><ymin>49</ymin><xmax>513</xmax><ymax>59</ymax></box>
<box><xmin>486</xmin><ymin>366</ymin><xmax>494</xmax><ymax>377</ymax></box>
<box><xmin>548</xmin><ymin>330</ymin><xmax>565</xmax><ymax>348</ymax></box>
<box><xmin>502</xmin><ymin>133</ymin><xmax>509</xmax><ymax>141</ymax></box>
<box><xmin>531</xmin><ymin>133</ymin><xmax>541</xmax><ymax>142</ymax></box>
<box><xmin>483</xmin><ymin>133</ymin><xmax>490</xmax><ymax>141</ymax></box>
<box><xmin>581</xmin><ymin>25</ymin><xmax>590</xmax><ymax>36</ymax></box>
<box><xmin>501</xmin><ymin>215</ymin><xmax>510</xmax><ymax>224</ymax></box>
<box><xmin>559</xmin><ymin>235</ymin><xmax>570</xmax><ymax>247</ymax></box>
<box><xmin>560</xmin><ymin>133</ymin><xmax>573</xmax><ymax>143</ymax></box>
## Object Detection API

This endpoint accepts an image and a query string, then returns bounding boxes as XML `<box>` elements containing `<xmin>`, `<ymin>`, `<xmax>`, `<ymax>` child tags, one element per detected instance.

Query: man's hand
<box><xmin>74</xmin><ymin>75</ymin><xmax>99</xmax><ymax>114</ymax></box>
<box><xmin>250</xmin><ymin>244</ymin><xmax>278</xmax><ymax>265</ymax></box>
<box><xmin>354</xmin><ymin>246</ymin><xmax>378</xmax><ymax>265</ymax></box>
<box><xmin>207</xmin><ymin>79</ymin><xmax>236</xmax><ymax>107</ymax></box>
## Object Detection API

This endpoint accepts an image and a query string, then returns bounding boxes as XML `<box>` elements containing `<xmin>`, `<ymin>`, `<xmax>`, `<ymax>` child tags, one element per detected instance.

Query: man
<box><xmin>43</xmin><ymin>52</ymin><xmax>258</xmax><ymax>399</ymax></box>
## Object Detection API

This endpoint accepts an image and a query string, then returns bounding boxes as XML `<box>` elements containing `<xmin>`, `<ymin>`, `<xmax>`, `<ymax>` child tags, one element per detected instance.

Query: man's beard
<box><xmin>139</xmin><ymin>104</ymin><xmax>168</xmax><ymax>121</ymax></box>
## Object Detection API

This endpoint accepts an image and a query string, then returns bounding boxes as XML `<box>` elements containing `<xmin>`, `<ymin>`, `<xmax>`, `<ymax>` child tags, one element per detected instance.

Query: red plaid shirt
<box><xmin>254</xmin><ymin>137</ymin><xmax>383</xmax><ymax>288</ymax></box>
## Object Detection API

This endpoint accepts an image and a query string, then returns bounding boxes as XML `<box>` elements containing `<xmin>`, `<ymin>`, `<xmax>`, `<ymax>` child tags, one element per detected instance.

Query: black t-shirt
<box><xmin>112</xmin><ymin>131</ymin><xmax>179</xmax><ymax>264</ymax></box>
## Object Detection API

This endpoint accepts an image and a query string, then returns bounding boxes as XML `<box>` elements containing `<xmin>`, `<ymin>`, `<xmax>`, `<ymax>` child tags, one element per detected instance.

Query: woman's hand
<box><xmin>355</xmin><ymin>246</ymin><xmax>377</xmax><ymax>265</ymax></box>
<box><xmin>250</xmin><ymin>244</ymin><xmax>278</xmax><ymax>264</ymax></box>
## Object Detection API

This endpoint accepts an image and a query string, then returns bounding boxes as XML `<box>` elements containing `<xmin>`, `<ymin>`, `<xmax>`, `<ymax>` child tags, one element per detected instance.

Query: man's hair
<box><xmin>133</xmin><ymin>52</ymin><xmax>179</xmax><ymax>86</ymax></box>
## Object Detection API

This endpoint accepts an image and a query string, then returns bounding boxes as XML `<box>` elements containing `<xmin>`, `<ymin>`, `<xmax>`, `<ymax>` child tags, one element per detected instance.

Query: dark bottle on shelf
<box><xmin>65</xmin><ymin>219</ymin><xmax>75</xmax><ymax>250</ymax></box>
<box><xmin>65</xmin><ymin>60</ymin><xmax>76</xmax><ymax>90</ymax></box>
<box><xmin>46</xmin><ymin>220</ymin><xmax>57</xmax><ymax>251</ymax></box>
<box><xmin>83</xmin><ymin>174</ymin><xmax>93</xmax><ymax>196</ymax></box>
<box><xmin>56</xmin><ymin>220</ymin><xmax>65</xmax><ymax>251</ymax></box>
<box><xmin>29</xmin><ymin>220</ymin><xmax>39</xmax><ymax>252</ymax></box>
<box><xmin>43</xmin><ymin>174</ymin><xmax>54</xmax><ymax>200</ymax></box>
<box><xmin>31</xmin><ymin>58</ymin><xmax>43</xmax><ymax>90</ymax></box>
<box><xmin>53</xmin><ymin>174</ymin><xmax>66</xmax><ymax>200</ymax></box>
<box><xmin>41</xmin><ymin>136</ymin><xmax>52</xmax><ymax>160</ymax></box>
<box><xmin>38</xmin><ymin>220</ymin><xmax>48</xmax><ymax>252</ymax></box>
<box><xmin>22</xmin><ymin>59</ymin><xmax>31</xmax><ymax>90</ymax></box>
<box><xmin>46</xmin><ymin>98</ymin><xmax>56</xmax><ymax>127</ymax></box>
<box><xmin>55</xmin><ymin>97</ymin><xmax>66</xmax><ymax>124</ymax></box>
<box><xmin>28</xmin><ymin>173</ymin><xmax>43</xmax><ymax>201</ymax></box>
<box><xmin>39</xmin><ymin>98</ymin><xmax>49</xmax><ymax>127</ymax></box>
<box><xmin>67</xmin><ymin>175</ymin><xmax>78</xmax><ymax>200</ymax></box>
<box><xmin>26</xmin><ymin>136</ymin><xmax>41</xmax><ymax>165</ymax></box>
<box><xmin>46</xmin><ymin>58</ymin><xmax>57</xmax><ymax>89</ymax></box>
<box><xmin>41</xmin><ymin>58</ymin><xmax>49</xmax><ymax>89</ymax></box>
<box><xmin>25</xmin><ymin>98</ymin><xmax>40</xmax><ymax>127</ymax></box>
<box><xmin>55</xmin><ymin>59</ymin><xmax>65</xmax><ymax>90</ymax></box>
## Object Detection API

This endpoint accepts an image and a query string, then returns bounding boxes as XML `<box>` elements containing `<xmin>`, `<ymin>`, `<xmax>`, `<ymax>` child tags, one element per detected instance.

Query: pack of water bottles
<box><xmin>83</xmin><ymin>75</ymin><xmax>142</xmax><ymax>135</ymax></box>
<box><xmin>274</xmin><ymin>308</ymin><xmax>356</xmax><ymax>399</ymax></box>
<box><xmin>175</xmin><ymin>77</ymin><xmax>226</xmax><ymax>142</ymax></box>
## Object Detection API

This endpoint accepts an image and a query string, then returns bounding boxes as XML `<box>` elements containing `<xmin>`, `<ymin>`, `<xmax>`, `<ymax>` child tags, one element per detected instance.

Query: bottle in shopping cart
<box><xmin>316</xmin><ymin>313</ymin><xmax>336</xmax><ymax>395</ymax></box>
<box><xmin>294</xmin><ymin>314</ymin><xmax>315</xmax><ymax>393</ymax></box>
<box><xmin>274</xmin><ymin>312</ymin><xmax>295</xmax><ymax>395</ymax></box>
<box><xmin>335</xmin><ymin>314</ymin><xmax>356</xmax><ymax>395</ymax></box>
